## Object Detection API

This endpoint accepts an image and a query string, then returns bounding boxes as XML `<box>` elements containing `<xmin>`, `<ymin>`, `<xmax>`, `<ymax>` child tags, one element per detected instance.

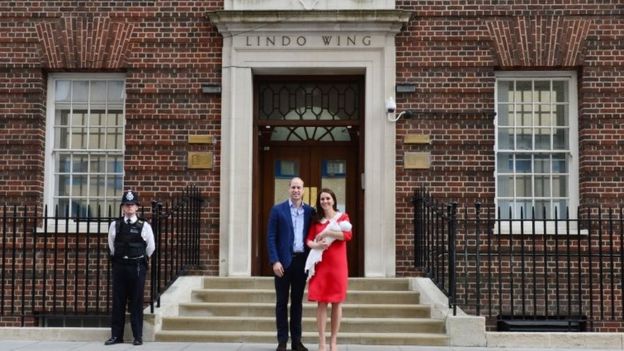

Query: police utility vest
<box><xmin>113</xmin><ymin>218</ymin><xmax>147</xmax><ymax>261</ymax></box>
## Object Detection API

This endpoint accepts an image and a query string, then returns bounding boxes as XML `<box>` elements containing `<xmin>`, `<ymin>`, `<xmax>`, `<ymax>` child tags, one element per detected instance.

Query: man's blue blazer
<box><xmin>267</xmin><ymin>200</ymin><xmax>313</xmax><ymax>270</ymax></box>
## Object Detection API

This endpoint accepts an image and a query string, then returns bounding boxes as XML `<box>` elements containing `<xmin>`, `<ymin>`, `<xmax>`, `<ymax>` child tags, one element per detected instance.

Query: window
<box><xmin>495</xmin><ymin>72</ymin><xmax>578</xmax><ymax>222</ymax></box>
<box><xmin>45</xmin><ymin>74</ymin><xmax>125</xmax><ymax>217</ymax></box>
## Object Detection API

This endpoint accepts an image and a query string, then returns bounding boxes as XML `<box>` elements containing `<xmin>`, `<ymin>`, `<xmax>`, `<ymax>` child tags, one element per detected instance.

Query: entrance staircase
<box><xmin>155</xmin><ymin>277</ymin><xmax>448</xmax><ymax>345</ymax></box>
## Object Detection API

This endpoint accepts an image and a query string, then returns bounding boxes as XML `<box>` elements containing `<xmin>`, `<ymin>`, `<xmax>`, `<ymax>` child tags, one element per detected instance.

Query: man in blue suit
<box><xmin>267</xmin><ymin>177</ymin><xmax>313</xmax><ymax>351</ymax></box>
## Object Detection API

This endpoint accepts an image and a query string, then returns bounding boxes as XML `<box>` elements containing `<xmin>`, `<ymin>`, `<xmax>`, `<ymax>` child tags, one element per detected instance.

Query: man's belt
<box><xmin>122</xmin><ymin>255</ymin><xmax>145</xmax><ymax>260</ymax></box>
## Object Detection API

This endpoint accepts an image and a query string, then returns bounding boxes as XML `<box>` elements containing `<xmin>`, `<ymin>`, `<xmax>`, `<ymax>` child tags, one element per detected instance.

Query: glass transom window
<box><xmin>47</xmin><ymin>74</ymin><xmax>125</xmax><ymax>217</ymax></box>
<box><xmin>495</xmin><ymin>73</ymin><xmax>578</xmax><ymax>220</ymax></box>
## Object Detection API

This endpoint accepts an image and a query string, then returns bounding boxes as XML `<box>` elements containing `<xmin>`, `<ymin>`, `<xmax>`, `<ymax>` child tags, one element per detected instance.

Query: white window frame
<box><xmin>44</xmin><ymin>73</ymin><xmax>126</xmax><ymax>231</ymax></box>
<box><xmin>494</xmin><ymin>71</ymin><xmax>579</xmax><ymax>234</ymax></box>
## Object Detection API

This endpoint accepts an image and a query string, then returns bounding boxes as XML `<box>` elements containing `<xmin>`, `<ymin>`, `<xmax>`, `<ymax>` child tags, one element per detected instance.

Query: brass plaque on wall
<box><xmin>404</xmin><ymin>152</ymin><xmax>431</xmax><ymax>169</ymax></box>
<box><xmin>188</xmin><ymin>135</ymin><xmax>213</xmax><ymax>144</ymax></box>
<box><xmin>404</xmin><ymin>134</ymin><xmax>430</xmax><ymax>144</ymax></box>
<box><xmin>188</xmin><ymin>152</ymin><xmax>213</xmax><ymax>169</ymax></box>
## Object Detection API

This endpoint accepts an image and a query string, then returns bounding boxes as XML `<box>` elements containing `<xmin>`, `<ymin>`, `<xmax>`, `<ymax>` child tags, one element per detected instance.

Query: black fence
<box><xmin>413</xmin><ymin>188</ymin><xmax>624</xmax><ymax>332</ymax></box>
<box><xmin>0</xmin><ymin>185</ymin><xmax>202</xmax><ymax>326</ymax></box>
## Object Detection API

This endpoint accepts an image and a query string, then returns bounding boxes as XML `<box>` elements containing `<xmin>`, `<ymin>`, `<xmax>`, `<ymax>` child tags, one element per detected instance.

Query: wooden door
<box><xmin>251</xmin><ymin>75</ymin><xmax>364</xmax><ymax>277</ymax></box>
<box><xmin>256</xmin><ymin>145</ymin><xmax>360</xmax><ymax>276</ymax></box>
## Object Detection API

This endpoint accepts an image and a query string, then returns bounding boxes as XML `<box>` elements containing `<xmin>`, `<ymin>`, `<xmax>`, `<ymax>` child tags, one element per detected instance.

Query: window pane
<box><xmin>534</xmin><ymin>175</ymin><xmax>550</xmax><ymax>197</ymax></box>
<box><xmin>515</xmin><ymin>81</ymin><xmax>532</xmax><ymax>103</ymax></box>
<box><xmin>90</xmin><ymin>155</ymin><xmax>105</xmax><ymax>173</ymax></box>
<box><xmin>54</xmin><ymin>127</ymin><xmax>69</xmax><ymax>148</ymax></box>
<box><xmin>108</xmin><ymin>81</ymin><xmax>124</xmax><ymax>102</ymax></box>
<box><xmin>535</xmin><ymin>128</ymin><xmax>551</xmax><ymax>149</ymax></box>
<box><xmin>516</xmin><ymin>154</ymin><xmax>532</xmax><ymax>173</ymax></box>
<box><xmin>534</xmin><ymin>200</ymin><xmax>550</xmax><ymax>219</ymax></box>
<box><xmin>89</xmin><ymin>110</ymin><xmax>105</xmax><ymax>126</ymax></box>
<box><xmin>57</xmin><ymin>198</ymin><xmax>69</xmax><ymax>214</ymax></box>
<box><xmin>515</xmin><ymin>176</ymin><xmax>532</xmax><ymax>197</ymax></box>
<box><xmin>498</xmin><ymin>200</ymin><xmax>513</xmax><ymax>220</ymax></box>
<box><xmin>58</xmin><ymin>175</ymin><xmax>70</xmax><ymax>196</ymax></box>
<box><xmin>516</xmin><ymin>200</ymin><xmax>532</xmax><ymax>219</ymax></box>
<box><xmin>108</xmin><ymin>176</ymin><xmax>123</xmax><ymax>196</ymax></box>
<box><xmin>107</xmin><ymin>110</ymin><xmax>123</xmax><ymax>126</ymax></box>
<box><xmin>497</xmin><ymin>81</ymin><xmax>513</xmax><ymax>103</ymax></box>
<box><xmin>535</xmin><ymin>104</ymin><xmax>552</xmax><ymax>126</ymax></box>
<box><xmin>90</xmin><ymin>81</ymin><xmax>107</xmax><ymax>102</ymax></box>
<box><xmin>89</xmin><ymin>127</ymin><xmax>105</xmax><ymax>149</ymax></box>
<box><xmin>553</xmin><ymin>81</ymin><xmax>568</xmax><ymax>103</ymax></box>
<box><xmin>55</xmin><ymin>81</ymin><xmax>71</xmax><ymax>102</ymax></box>
<box><xmin>72</xmin><ymin>155</ymin><xmax>88</xmax><ymax>173</ymax></box>
<box><xmin>552</xmin><ymin>154</ymin><xmax>567</xmax><ymax>173</ymax></box>
<box><xmin>72</xmin><ymin>110</ymin><xmax>86</xmax><ymax>126</ymax></box>
<box><xmin>90</xmin><ymin>175</ymin><xmax>105</xmax><ymax>196</ymax></box>
<box><xmin>555</xmin><ymin>105</ymin><xmax>568</xmax><ymax>126</ymax></box>
<box><xmin>497</xmin><ymin>175</ymin><xmax>513</xmax><ymax>197</ymax></box>
<box><xmin>516</xmin><ymin>104</ymin><xmax>533</xmax><ymax>126</ymax></box>
<box><xmin>55</xmin><ymin>109</ymin><xmax>70</xmax><ymax>126</ymax></box>
<box><xmin>554</xmin><ymin>200</ymin><xmax>569</xmax><ymax>219</ymax></box>
<box><xmin>516</xmin><ymin>128</ymin><xmax>532</xmax><ymax>150</ymax></box>
<box><xmin>72</xmin><ymin>175</ymin><xmax>88</xmax><ymax>196</ymax></box>
<box><xmin>534</xmin><ymin>155</ymin><xmax>550</xmax><ymax>173</ymax></box>
<box><xmin>497</xmin><ymin>153</ymin><xmax>513</xmax><ymax>172</ymax></box>
<box><xmin>552</xmin><ymin>175</ymin><xmax>568</xmax><ymax>197</ymax></box>
<box><xmin>73</xmin><ymin>81</ymin><xmax>88</xmax><ymax>102</ymax></box>
<box><xmin>71</xmin><ymin>127</ymin><xmax>87</xmax><ymax>149</ymax></box>
<box><xmin>498</xmin><ymin>104</ymin><xmax>512</xmax><ymax>126</ymax></box>
<box><xmin>553</xmin><ymin>128</ymin><xmax>569</xmax><ymax>149</ymax></box>
<box><xmin>534</xmin><ymin>81</ymin><xmax>551</xmax><ymax>103</ymax></box>
<box><xmin>57</xmin><ymin>154</ymin><xmax>71</xmax><ymax>173</ymax></box>
<box><xmin>498</xmin><ymin>127</ymin><xmax>513</xmax><ymax>149</ymax></box>
<box><xmin>108</xmin><ymin>156</ymin><xmax>123</xmax><ymax>173</ymax></box>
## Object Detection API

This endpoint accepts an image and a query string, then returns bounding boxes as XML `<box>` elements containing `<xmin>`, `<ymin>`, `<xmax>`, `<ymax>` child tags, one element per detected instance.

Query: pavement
<box><xmin>0</xmin><ymin>341</ymin><xmax>618</xmax><ymax>351</ymax></box>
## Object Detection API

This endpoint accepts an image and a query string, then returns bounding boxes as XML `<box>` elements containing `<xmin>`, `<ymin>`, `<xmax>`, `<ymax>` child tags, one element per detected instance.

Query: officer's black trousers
<box><xmin>110</xmin><ymin>259</ymin><xmax>147</xmax><ymax>340</ymax></box>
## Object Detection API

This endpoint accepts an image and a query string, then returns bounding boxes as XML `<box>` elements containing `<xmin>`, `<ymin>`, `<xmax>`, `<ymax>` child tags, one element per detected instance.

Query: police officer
<box><xmin>105</xmin><ymin>190</ymin><xmax>155</xmax><ymax>346</ymax></box>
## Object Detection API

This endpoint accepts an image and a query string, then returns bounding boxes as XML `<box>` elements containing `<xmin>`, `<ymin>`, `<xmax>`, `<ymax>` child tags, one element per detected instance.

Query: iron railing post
<box><xmin>448</xmin><ymin>202</ymin><xmax>458</xmax><ymax>316</ymax></box>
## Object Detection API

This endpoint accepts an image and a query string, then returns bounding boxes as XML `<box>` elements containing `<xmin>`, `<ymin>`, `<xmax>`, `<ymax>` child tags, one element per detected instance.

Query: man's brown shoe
<box><xmin>276</xmin><ymin>341</ymin><xmax>287</xmax><ymax>351</ymax></box>
<box><xmin>291</xmin><ymin>341</ymin><xmax>308</xmax><ymax>351</ymax></box>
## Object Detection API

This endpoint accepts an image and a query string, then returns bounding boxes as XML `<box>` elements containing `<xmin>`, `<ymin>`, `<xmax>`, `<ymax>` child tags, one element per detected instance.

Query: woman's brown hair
<box><xmin>312</xmin><ymin>188</ymin><xmax>339</xmax><ymax>222</ymax></box>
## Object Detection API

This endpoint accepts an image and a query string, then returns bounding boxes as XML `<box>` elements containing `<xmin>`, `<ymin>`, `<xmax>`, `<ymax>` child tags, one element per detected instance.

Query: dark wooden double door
<box><xmin>251</xmin><ymin>75</ymin><xmax>364</xmax><ymax>277</ymax></box>
<box><xmin>254</xmin><ymin>144</ymin><xmax>362</xmax><ymax>276</ymax></box>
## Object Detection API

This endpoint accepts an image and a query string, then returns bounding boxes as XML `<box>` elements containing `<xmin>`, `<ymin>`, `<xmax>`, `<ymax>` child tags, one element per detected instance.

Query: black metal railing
<box><xmin>413</xmin><ymin>188</ymin><xmax>624</xmax><ymax>332</ymax></box>
<box><xmin>0</xmin><ymin>185</ymin><xmax>202</xmax><ymax>326</ymax></box>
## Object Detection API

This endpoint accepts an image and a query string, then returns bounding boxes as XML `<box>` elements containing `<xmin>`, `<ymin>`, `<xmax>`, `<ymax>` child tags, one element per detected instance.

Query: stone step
<box><xmin>178</xmin><ymin>302</ymin><xmax>432</xmax><ymax>318</ymax></box>
<box><xmin>155</xmin><ymin>330</ymin><xmax>449</xmax><ymax>346</ymax></box>
<box><xmin>161</xmin><ymin>316</ymin><xmax>445</xmax><ymax>333</ymax></box>
<box><xmin>191</xmin><ymin>289</ymin><xmax>420</xmax><ymax>304</ymax></box>
<box><xmin>202</xmin><ymin>276</ymin><xmax>410</xmax><ymax>291</ymax></box>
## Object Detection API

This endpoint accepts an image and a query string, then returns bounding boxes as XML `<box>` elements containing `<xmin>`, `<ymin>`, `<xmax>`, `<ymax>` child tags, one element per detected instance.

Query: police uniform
<box><xmin>105</xmin><ymin>191</ymin><xmax>155</xmax><ymax>346</ymax></box>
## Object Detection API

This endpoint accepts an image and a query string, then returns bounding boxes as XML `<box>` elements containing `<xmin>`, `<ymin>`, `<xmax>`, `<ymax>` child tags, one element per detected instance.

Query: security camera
<box><xmin>385</xmin><ymin>97</ymin><xmax>396</xmax><ymax>113</ymax></box>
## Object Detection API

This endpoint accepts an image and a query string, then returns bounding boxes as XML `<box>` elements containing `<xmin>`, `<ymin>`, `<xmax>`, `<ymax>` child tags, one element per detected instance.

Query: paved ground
<box><xmin>0</xmin><ymin>341</ymin><xmax>618</xmax><ymax>351</ymax></box>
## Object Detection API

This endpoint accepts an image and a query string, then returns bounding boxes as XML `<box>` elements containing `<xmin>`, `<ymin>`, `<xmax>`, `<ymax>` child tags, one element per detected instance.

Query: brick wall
<box><xmin>395</xmin><ymin>1</ymin><xmax>624</xmax><ymax>277</ymax></box>
<box><xmin>0</xmin><ymin>1</ymin><xmax>224</xmax><ymax>275</ymax></box>
<box><xmin>1</xmin><ymin>1</ymin><xmax>624</xmax><ymax>325</ymax></box>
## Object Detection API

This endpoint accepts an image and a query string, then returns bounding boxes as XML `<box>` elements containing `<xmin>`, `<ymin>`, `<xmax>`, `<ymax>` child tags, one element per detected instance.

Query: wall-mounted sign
<box><xmin>404</xmin><ymin>152</ymin><xmax>431</xmax><ymax>169</ymax></box>
<box><xmin>188</xmin><ymin>152</ymin><xmax>213</xmax><ymax>169</ymax></box>
<box><xmin>188</xmin><ymin>135</ymin><xmax>213</xmax><ymax>144</ymax></box>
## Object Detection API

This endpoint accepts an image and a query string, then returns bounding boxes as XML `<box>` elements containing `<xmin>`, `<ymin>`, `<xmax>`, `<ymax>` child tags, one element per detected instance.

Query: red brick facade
<box><xmin>394</xmin><ymin>2</ymin><xmax>624</xmax><ymax>276</ymax></box>
<box><xmin>1</xmin><ymin>1</ymin><xmax>224</xmax><ymax>274</ymax></box>
<box><xmin>1</xmin><ymin>0</ymin><xmax>623</xmax><ymax>329</ymax></box>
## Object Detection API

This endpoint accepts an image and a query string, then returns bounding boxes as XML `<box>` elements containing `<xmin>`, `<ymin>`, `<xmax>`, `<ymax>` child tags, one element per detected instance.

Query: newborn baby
<box><xmin>304</xmin><ymin>216</ymin><xmax>352</xmax><ymax>280</ymax></box>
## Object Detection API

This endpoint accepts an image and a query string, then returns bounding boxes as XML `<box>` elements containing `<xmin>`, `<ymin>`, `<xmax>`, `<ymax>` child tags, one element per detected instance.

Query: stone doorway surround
<box><xmin>208</xmin><ymin>1</ymin><xmax>410</xmax><ymax>277</ymax></box>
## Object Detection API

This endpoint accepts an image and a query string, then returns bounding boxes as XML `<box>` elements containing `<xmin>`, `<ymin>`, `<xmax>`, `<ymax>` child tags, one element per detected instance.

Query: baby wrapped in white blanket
<box><xmin>304</xmin><ymin>213</ymin><xmax>352</xmax><ymax>280</ymax></box>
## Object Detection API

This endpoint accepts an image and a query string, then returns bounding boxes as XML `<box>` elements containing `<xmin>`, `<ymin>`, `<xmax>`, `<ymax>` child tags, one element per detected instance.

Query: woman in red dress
<box><xmin>306</xmin><ymin>188</ymin><xmax>352</xmax><ymax>351</ymax></box>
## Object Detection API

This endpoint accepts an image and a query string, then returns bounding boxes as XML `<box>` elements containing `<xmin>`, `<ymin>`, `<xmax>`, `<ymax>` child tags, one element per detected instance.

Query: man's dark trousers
<box><xmin>111</xmin><ymin>259</ymin><xmax>147</xmax><ymax>340</ymax></box>
<box><xmin>274</xmin><ymin>253</ymin><xmax>307</xmax><ymax>344</ymax></box>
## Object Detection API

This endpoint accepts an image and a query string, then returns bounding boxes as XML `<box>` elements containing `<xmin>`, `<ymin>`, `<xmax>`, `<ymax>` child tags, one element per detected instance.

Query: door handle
<box><xmin>304</xmin><ymin>186</ymin><xmax>318</xmax><ymax>206</ymax></box>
